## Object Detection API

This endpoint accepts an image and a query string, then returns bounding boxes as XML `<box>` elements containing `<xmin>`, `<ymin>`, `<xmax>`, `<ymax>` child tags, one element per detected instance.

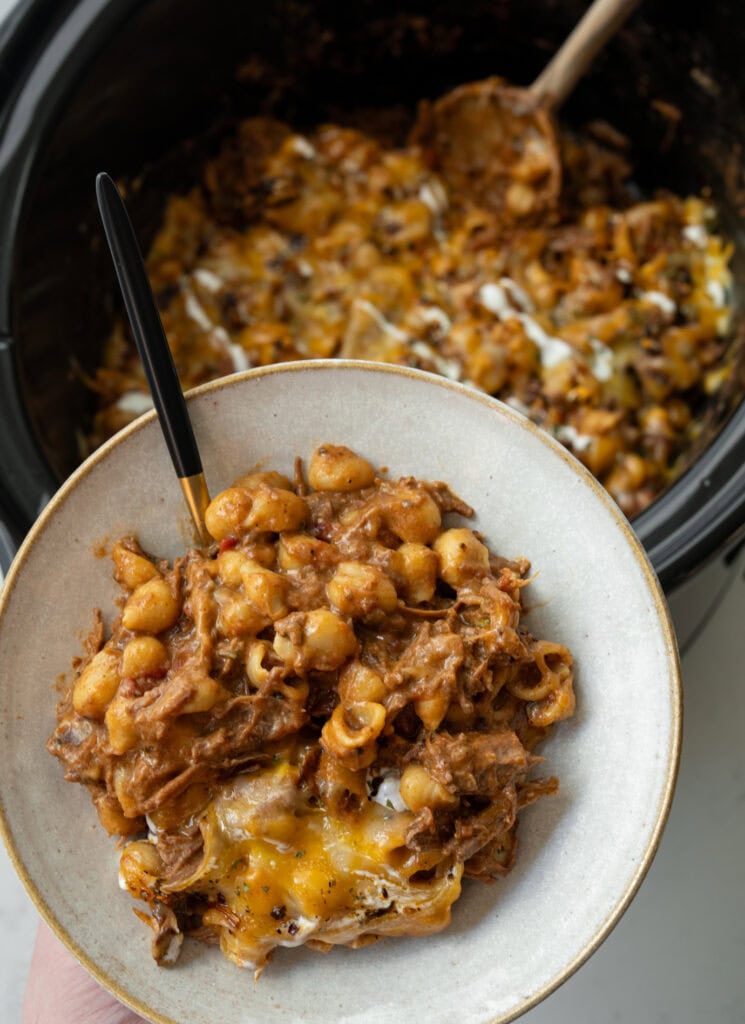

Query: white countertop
<box><xmin>1</xmin><ymin>2</ymin><xmax>744</xmax><ymax>1020</ymax></box>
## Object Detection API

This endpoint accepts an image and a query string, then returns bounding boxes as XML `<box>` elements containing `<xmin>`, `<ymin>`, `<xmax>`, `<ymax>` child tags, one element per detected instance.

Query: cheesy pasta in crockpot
<box><xmin>88</xmin><ymin>114</ymin><xmax>735</xmax><ymax>518</ymax></box>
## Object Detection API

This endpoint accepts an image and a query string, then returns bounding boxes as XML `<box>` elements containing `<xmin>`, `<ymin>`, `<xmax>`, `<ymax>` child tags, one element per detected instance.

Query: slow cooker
<box><xmin>2</xmin><ymin>0</ymin><xmax>745</xmax><ymax>591</ymax></box>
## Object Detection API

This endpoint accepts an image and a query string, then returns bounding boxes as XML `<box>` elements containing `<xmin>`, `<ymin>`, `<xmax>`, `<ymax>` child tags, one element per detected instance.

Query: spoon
<box><xmin>412</xmin><ymin>0</ymin><xmax>641</xmax><ymax>221</ymax></box>
<box><xmin>95</xmin><ymin>172</ymin><xmax>212</xmax><ymax>546</ymax></box>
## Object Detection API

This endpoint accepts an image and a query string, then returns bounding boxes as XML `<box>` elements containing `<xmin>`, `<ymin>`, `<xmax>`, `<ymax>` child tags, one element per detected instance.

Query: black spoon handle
<box><xmin>96</xmin><ymin>172</ymin><xmax>202</xmax><ymax>478</ymax></box>
<box><xmin>96</xmin><ymin>172</ymin><xmax>211</xmax><ymax>544</ymax></box>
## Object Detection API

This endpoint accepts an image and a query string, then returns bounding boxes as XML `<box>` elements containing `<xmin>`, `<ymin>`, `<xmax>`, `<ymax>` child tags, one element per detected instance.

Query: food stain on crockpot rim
<box><xmin>0</xmin><ymin>360</ymin><xmax>681</xmax><ymax>1024</ymax></box>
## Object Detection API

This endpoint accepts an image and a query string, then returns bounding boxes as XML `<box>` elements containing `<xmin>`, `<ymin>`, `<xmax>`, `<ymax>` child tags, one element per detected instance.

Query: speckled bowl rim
<box><xmin>0</xmin><ymin>360</ymin><xmax>682</xmax><ymax>1024</ymax></box>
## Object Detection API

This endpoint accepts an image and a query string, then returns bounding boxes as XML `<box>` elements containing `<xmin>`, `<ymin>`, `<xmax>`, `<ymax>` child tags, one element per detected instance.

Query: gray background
<box><xmin>0</xmin><ymin>1</ymin><xmax>743</xmax><ymax>1018</ymax></box>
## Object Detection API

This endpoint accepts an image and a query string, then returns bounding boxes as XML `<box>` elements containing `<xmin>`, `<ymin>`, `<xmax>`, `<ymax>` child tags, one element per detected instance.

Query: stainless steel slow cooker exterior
<box><xmin>2</xmin><ymin>0</ymin><xmax>745</xmax><ymax>587</ymax></box>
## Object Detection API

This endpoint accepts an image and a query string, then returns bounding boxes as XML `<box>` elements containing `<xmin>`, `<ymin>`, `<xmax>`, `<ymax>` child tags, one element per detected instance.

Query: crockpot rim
<box><xmin>0</xmin><ymin>0</ymin><xmax>149</xmax><ymax>559</ymax></box>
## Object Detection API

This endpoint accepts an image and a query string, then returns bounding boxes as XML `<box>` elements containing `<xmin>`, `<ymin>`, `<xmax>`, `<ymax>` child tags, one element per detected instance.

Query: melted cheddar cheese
<box><xmin>138</xmin><ymin>757</ymin><xmax>462</xmax><ymax>973</ymax></box>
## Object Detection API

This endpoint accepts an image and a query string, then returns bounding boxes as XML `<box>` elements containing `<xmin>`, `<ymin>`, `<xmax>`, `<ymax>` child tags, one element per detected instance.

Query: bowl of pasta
<box><xmin>0</xmin><ymin>361</ymin><xmax>680</xmax><ymax>1024</ymax></box>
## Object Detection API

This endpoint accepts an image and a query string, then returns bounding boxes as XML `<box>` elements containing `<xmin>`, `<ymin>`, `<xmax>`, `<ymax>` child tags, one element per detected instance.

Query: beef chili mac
<box><xmin>88</xmin><ymin>115</ymin><xmax>734</xmax><ymax>518</ymax></box>
<box><xmin>49</xmin><ymin>445</ymin><xmax>575</xmax><ymax>975</ymax></box>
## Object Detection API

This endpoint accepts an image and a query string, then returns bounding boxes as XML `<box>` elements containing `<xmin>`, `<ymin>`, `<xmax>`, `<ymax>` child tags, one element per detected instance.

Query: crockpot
<box><xmin>1</xmin><ymin>0</ymin><xmax>745</xmax><ymax>590</ymax></box>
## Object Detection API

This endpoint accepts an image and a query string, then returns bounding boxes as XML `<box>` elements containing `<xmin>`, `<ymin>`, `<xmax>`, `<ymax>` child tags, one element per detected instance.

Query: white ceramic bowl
<box><xmin>0</xmin><ymin>361</ymin><xmax>680</xmax><ymax>1024</ymax></box>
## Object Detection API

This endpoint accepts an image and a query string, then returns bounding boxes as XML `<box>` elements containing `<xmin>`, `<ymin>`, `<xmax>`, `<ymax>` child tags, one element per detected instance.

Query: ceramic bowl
<box><xmin>0</xmin><ymin>361</ymin><xmax>681</xmax><ymax>1024</ymax></box>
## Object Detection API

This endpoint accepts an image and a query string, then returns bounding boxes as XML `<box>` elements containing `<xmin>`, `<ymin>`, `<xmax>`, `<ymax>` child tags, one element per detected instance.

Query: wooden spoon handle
<box><xmin>527</xmin><ymin>0</ymin><xmax>642</xmax><ymax>111</ymax></box>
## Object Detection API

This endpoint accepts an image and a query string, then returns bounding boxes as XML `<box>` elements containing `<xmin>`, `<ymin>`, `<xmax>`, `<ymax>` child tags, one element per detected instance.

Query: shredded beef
<box><xmin>156</xmin><ymin>823</ymin><xmax>205</xmax><ymax>888</ymax></box>
<box><xmin>420</xmin><ymin>730</ymin><xmax>531</xmax><ymax>795</ymax></box>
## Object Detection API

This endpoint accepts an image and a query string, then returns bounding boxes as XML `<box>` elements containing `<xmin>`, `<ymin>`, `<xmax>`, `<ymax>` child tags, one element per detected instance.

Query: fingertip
<box><xmin>23</xmin><ymin>923</ymin><xmax>144</xmax><ymax>1023</ymax></box>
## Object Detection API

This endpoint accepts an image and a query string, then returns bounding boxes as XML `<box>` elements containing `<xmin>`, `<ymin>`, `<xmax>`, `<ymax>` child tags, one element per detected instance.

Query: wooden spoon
<box><xmin>412</xmin><ymin>0</ymin><xmax>641</xmax><ymax>220</ymax></box>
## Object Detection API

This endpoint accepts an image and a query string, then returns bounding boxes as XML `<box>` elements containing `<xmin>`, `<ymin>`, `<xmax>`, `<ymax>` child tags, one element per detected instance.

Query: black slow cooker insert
<box><xmin>2</xmin><ymin>0</ymin><xmax>745</xmax><ymax>587</ymax></box>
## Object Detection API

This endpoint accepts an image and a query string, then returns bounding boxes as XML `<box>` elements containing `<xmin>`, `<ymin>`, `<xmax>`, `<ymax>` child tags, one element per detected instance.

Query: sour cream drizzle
<box><xmin>418</xmin><ymin>179</ymin><xmax>448</xmax><ymax>216</ymax></box>
<box><xmin>115</xmin><ymin>392</ymin><xmax>154</xmax><ymax>415</ymax></box>
<box><xmin>682</xmin><ymin>223</ymin><xmax>708</xmax><ymax>247</ymax></box>
<box><xmin>193</xmin><ymin>268</ymin><xmax>224</xmax><ymax>292</ymax></box>
<box><xmin>637</xmin><ymin>290</ymin><xmax>677</xmax><ymax>317</ymax></box>
<box><xmin>354</xmin><ymin>299</ymin><xmax>409</xmax><ymax>342</ymax></box>
<box><xmin>554</xmin><ymin>424</ymin><xmax>593</xmax><ymax>453</ymax></box>
<box><xmin>478</xmin><ymin>280</ymin><xmax>575</xmax><ymax>370</ymax></box>
<box><xmin>410</xmin><ymin>340</ymin><xmax>463</xmax><ymax>381</ymax></box>
<box><xmin>589</xmin><ymin>338</ymin><xmax>614</xmax><ymax>382</ymax></box>
<box><xmin>370</xmin><ymin>774</ymin><xmax>408</xmax><ymax>813</ymax></box>
<box><xmin>184</xmin><ymin>288</ymin><xmax>249</xmax><ymax>373</ymax></box>
<box><xmin>290</xmin><ymin>135</ymin><xmax>316</xmax><ymax>160</ymax></box>
<box><xmin>183</xmin><ymin>291</ymin><xmax>214</xmax><ymax>331</ymax></box>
